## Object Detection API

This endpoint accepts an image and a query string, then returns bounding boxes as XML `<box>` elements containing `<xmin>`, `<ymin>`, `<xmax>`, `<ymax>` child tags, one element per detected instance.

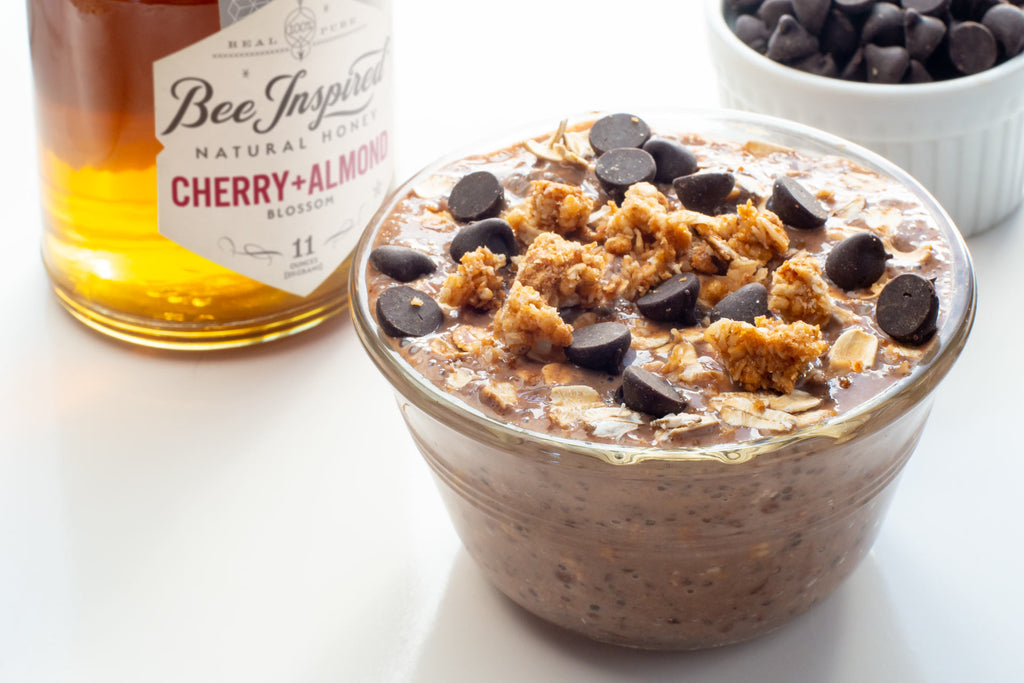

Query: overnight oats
<box><xmin>351</xmin><ymin>111</ymin><xmax>974</xmax><ymax>649</ymax></box>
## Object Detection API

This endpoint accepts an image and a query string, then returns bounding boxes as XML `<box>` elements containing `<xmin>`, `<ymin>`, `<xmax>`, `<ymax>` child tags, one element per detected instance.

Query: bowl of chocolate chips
<box><xmin>707</xmin><ymin>0</ymin><xmax>1024</xmax><ymax>236</ymax></box>
<box><xmin>351</xmin><ymin>110</ymin><xmax>974</xmax><ymax>649</ymax></box>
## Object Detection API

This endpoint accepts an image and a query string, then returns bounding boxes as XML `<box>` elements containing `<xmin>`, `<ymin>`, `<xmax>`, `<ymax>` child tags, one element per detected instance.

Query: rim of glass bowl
<box><xmin>350</xmin><ymin>109</ymin><xmax>975</xmax><ymax>467</ymax></box>
<box><xmin>705</xmin><ymin>0</ymin><xmax>1024</xmax><ymax>100</ymax></box>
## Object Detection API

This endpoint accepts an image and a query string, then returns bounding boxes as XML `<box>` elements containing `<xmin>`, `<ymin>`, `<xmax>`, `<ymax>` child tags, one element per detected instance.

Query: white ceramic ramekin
<box><xmin>705</xmin><ymin>0</ymin><xmax>1024</xmax><ymax>236</ymax></box>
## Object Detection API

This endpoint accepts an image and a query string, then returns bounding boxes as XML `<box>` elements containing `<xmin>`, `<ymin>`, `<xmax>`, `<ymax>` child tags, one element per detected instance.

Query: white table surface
<box><xmin>2</xmin><ymin>1</ymin><xmax>1022</xmax><ymax>681</ymax></box>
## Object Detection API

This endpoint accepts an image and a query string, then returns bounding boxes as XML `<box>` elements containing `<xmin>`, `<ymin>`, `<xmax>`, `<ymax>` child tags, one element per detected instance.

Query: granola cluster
<box><xmin>594</xmin><ymin>183</ymin><xmax>695</xmax><ymax>298</ymax></box>
<box><xmin>439</xmin><ymin>247</ymin><xmax>507</xmax><ymax>311</ymax></box>
<box><xmin>505</xmin><ymin>180</ymin><xmax>594</xmax><ymax>243</ymax></box>
<box><xmin>514</xmin><ymin>232</ymin><xmax>609</xmax><ymax>309</ymax></box>
<box><xmin>492</xmin><ymin>281</ymin><xmax>573</xmax><ymax>356</ymax></box>
<box><xmin>704</xmin><ymin>317</ymin><xmax>829</xmax><ymax>394</ymax></box>
<box><xmin>768</xmin><ymin>250</ymin><xmax>833</xmax><ymax>326</ymax></box>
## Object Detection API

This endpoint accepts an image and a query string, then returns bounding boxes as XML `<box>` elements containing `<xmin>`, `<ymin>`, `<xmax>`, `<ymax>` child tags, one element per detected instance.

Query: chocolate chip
<box><xmin>758</xmin><ymin>0</ymin><xmax>796</xmax><ymax>31</ymax></box>
<box><xmin>905</xmin><ymin>58</ymin><xmax>934</xmax><ymax>82</ymax></box>
<box><xmin>767</xmin><ymin>175</ymin><xmax>828</xmax><ymax>229</ymax></box>
<box><xmin>793</xmin><ymin>0</ymin><xmax>831</xmax><ymax>34</ymax></box>
<box><xmin>641</xmin><ymin>138</ymin><xmax>698</xmax><ymax>184</ymax></box>
<box><xmin>376</xmin><ymin>286</ymin><xmax>444</xmax><ymax>338</ymax></box>
<box><xmin>825</xmin><ymin>232</ymin><xmax>893</xmax><ymax>290</ymax></box>
<box><xmin>589</xmin><ymin>113</ymin><xmax>651</xmax><ymax>156</ymax></box>
<box><xmin>565</xmin><ymin>322</ymin><xmax>632</xmax><ymax>373</ymax></box>
<box><xmin>876</xmin><ymin>273</ymin><xmax>939</xmax><ymax>345</ymax></box>
<box><xmin>766</xmin><ymin>14</ymin><xmax>820</xmax><ymax>63</ymax></box>
<box><xmin>983</xmin><ymin>4</ymin><xmax>1024</xmax><ymax>59</ymax></box>
<box><xmin>636</xmin><ymin>273</ymin><xmax>701</xmax><ymax>324</ymax></box>
<box><xmin>369</xmin><ymin>245</ymin><xmax>436</xmax><ymax>282</ymax></box>
<box><xmin>865</xmin><ymin>43</ymin><xmax>911</xmax><ymax>83</ymax></box>
<box><xmin>595</xmin><ymin>147</ymin><xmax>657</xmax><ymax>202</ymax></box>
<box><xmin>862</xmin><ymin>3</ymin><xmax>906</xmax><ymax>46</ymax></box>
<box><xmin>734</xmin><ymin>14</ymin><xmax>772</xmax><ymax>52</ymax></box>
<box><xmin>793</xmin><ymin>51</ymin><xmax>839</xmax><ymax>77</ymax></box>
<box><xmin>948</xmin><ymin>21</ymin><xmax>998</xmax><ymax>74</ymax></box>
<box><xmin>902</xmin><ymin>0</ymin><xmax>950</xmax><ymax>16</ymax></box>
<box><xmin>450</xmin><ymin>217</ymin><xmax>518</xmax><ymax>262</ymax></box>
<box><xmin>620</xmin><ymin>366</ymin><xmax>687</xmax><ymax>418</ymax></box>
<box><xmin>904</xmin><ymin>9</ymin><xmax>947</xmax><ymax>62</ymax></box>
<box><xmin>448</xmin><ymin>171</ymin><xmax>504</xmax><ymax>222</ymax></box>
<box><xmin>821</xmin><ymin>8</ymin><xmax>860</xmax><ymax>61</ymax></box>
<box><xmin>710</xmin><ymin>283</ymin><xmax>769</xmax><ymax>324</ymax></box>
<box><xmin>673</xmin><ymin>172</ymin><xmax>736</xmax><ymax>214</ymax></box>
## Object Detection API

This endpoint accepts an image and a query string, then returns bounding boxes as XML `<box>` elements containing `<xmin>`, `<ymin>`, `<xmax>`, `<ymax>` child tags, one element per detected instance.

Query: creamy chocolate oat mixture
<box><xmin>365</xmin><ymin>114</ymin><xmax>953</xmax><ymax>447</ymax></box>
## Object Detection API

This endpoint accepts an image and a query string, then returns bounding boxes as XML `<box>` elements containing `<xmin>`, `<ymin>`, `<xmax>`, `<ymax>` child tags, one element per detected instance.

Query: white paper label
<box><xmin>154</xmin><ymin>0</ymin><xmax>393</xmax><ymax>296</ymax></box>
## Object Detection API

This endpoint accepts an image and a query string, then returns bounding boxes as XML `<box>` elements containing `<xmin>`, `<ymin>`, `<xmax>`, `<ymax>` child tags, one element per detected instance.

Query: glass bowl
<box><xmin>350</xmin><ymin>109</ymin><xmax>975</xmax><ymax>649</ymax></box>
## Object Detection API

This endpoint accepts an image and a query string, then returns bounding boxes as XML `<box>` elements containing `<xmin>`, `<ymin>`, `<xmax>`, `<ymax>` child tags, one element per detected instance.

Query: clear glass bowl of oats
<box><xmin>350</xmin><ymin>110</ymin><xmax>975</xmax><ymax>649</ymax></box>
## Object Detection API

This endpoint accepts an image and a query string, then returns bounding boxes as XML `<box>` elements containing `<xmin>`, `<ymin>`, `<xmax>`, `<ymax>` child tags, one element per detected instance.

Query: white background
<box><xmin>2</xmin><ymin>1</ymin><xmax>1022</xmax><ymax>681</ymax></box>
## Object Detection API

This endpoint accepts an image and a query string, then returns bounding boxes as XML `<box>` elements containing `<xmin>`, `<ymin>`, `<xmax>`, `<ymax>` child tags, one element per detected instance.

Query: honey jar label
<box><xmin>154</xmin><ymin>0</ymin><xmax>392</xmax><ymax>296</ymax></box>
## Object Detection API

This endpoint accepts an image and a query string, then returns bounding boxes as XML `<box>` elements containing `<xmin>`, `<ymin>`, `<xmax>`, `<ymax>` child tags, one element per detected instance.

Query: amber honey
<box><xmin>29</xmin><ymin>0</ymin><xmax>351</xmax><ymax>349</ymax></box>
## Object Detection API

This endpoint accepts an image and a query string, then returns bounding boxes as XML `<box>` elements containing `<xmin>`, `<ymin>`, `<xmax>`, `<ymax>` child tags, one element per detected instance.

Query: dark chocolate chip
<box><xmin>834</xmin><ymin>0</ymin><xmax>877</xmax><ymax>15</ymax></box>
<box><xmin>904</xmin><ymin>9</ymin><xmax>948</xmax><ymax>62</ymax></box>
<box><xmin>710</xmin><ymin>282</ymin><xmax>769</xmax><ymax>324</ymax></box>
<box><xmin>641</xmin><ymin>138</ymin><xmax>698</xmax><ymax>184</ymax></box>
<box><xmin>825</xmin><ymin>232</ymin><xmax>893</xmax><ymax>290</ymax></box>
<box><xmin>450</xmin><ymin>217</ymin><xmax>518</xmax><ymax>262</ymax></box>
<box><xmin>565</xmin><ymin>322</ymin><xmax>632</xmax><ymax>373</ymax></box>
<box><xmin>369</xmin><ymin>245</ymin><xmax>436</xmax><ymax>282</ymax></box>
<box><xmin>734</xmin><ymin>14</ymin><xmax>772</xmax><ymax>52</ymax></box>
<box><xmin>376</xmin><ymin>286</ymin><xmax>444</xmax><ymax>338</ymax></box>
<box><xmin>595</xmin><ymin>147</ymin><xmax>658</xmax><ymax>203</ymax></box>
<box><xmin>620</xmin><ymin>366</ymin><xmax>687</xmax><ymax>418</ymax></box>
<box><xmin>862</xmin><ymin>3</ymin><xmax>906</xmax><ymax>47</ymax></box>
<box><xmin>904</xmin><ymin>59</ymin><xmax>934</xmax><ymax>82</ymax></box>
<box><xmin>876</xmin><ymin>273</ymin><xmax>939</xmax><ymax>345</ymax></box>
<box><xmin>983</xmin><ymin>4</ymin><xmax>1024</xmax><ymax>58</ymax></box>
<box><xmin>793</xmin><ymin>0</ymin><xmax>831</xmax><ymax>34</ymax></box>
<box><xmin>949</xmin><ymin>21</ymin><xmax>997</xmax><ymax>74</ymax></box>
<box><xmin>589</xmin><ymin>113</ymin><xmax>651</xmax><ymax>156</ymax></box>
<box><xmin>766</xmin><ymin>14</ymin><xmax>820</xmax><ymax>62</ymax></box>
<box><xmin>673</xmin><ymin>172</ymin><xmax>736</xmax><ymax>214</ymax></box>
<box><xmin>767</xmin><ymin>175</ymin><xmax>828</xmax><ymax>229</ymax></box>
<box><xmin>757</xmin><ymin>0</ymin><xmax>796</xmax><ymax>31</ymax></box>
<box><xmin>865</xmin><ymin>43</ymin><xmax>911</xmax><ymax>83</ymax></box>
<box><xmin>821</xmin><ymin>8</ymin><xmax>860</xmax><ymax>61</ymax></box>
<box><xmin>901</xmin><ymin>0</ymin><xmax>950</xmax><ymax>17</ymax></box>
<box><xmin>793</xmin><ymin>51</ymin><xmax>839</xmax><ymax>77</ymax></box>
<box><xmin>636</xmin><ymin>273</ymin><xmax>701</xmax><ymax>324</ymax></box>
<box><xmin>448</xmin><ymin>171</ymin><xmax>504</xmax><ymax>222</ymax></box>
